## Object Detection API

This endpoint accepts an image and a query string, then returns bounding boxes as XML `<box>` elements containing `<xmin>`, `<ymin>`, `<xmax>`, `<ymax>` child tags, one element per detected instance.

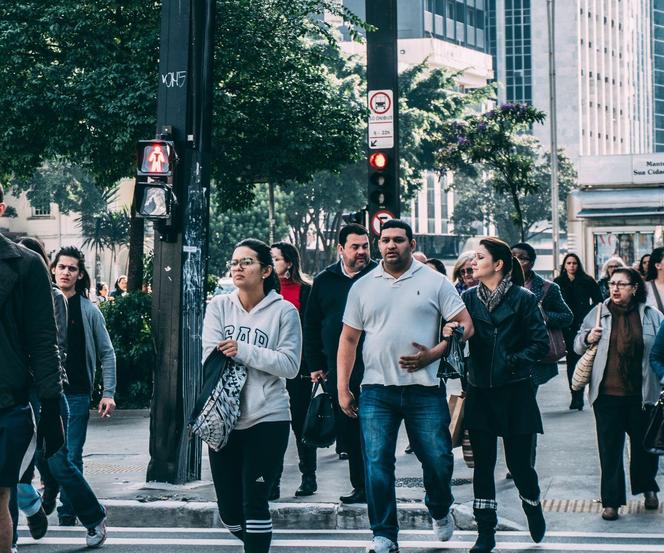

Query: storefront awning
<box><xmin>576</xmin><ymin>207</ymin><xmax>664</xmax><ymax>218</ymax></box>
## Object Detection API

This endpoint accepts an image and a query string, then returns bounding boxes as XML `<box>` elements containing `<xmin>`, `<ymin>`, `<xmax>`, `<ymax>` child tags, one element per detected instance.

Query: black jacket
<box><xmin>553</xmin><ymin>273</ymin><xmax>602</xmax><ymax>340</ymax></box>
<box><xmin>0</xmin><ymin>234</ymin><xmax>63</xmax><ymax>408</ymax></box>
<box><xmin>303</xmin><ymin>259</ymin><xmax>377</xmax><ymax>386</ymax></box>
<box><xmin>462</xmin><ymin>285</ymin><xmax>549</xmax><ymax>389</ymax></box>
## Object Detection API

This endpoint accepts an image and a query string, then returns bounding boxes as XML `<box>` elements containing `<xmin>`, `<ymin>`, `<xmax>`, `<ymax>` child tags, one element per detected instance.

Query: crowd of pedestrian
<box><xmin>2</xmin><ymin>175</ymin><xmax>663</xmax><ymax>553</ymax></box>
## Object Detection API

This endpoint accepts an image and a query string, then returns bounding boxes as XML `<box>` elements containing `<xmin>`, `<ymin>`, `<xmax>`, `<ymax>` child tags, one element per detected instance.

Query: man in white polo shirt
<box><xmin>337</xmin><ymin>219</ymin><xmax>474</xmax><ymax>553</ymax></box>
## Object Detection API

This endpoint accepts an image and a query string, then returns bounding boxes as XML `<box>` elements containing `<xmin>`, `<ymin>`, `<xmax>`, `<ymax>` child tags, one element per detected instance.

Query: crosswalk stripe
<box><xmin>17</xmin><ymin>537</ymin><xmax>664</xmax><ymax>551</ymax></box>
<box><xmin>18</xmin><ymin>526</ymin><xmax>664</xmax><ymax>539</ymax></box>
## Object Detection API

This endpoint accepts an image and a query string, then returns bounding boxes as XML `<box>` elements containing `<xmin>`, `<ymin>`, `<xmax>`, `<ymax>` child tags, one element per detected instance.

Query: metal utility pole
<box><xmin>547</xmin><ymin>0</ymin><xmax>560</xmax><ymax>276</ymax></box>
<box><xmin>366</xmin><ymin>0</ymin><xmax>400</xmax><ymax>242</ymax></box>
<box><xmin>147</xmin><ymin>0</ymin><xmax>215</xmax><ymax>484</ymax></box>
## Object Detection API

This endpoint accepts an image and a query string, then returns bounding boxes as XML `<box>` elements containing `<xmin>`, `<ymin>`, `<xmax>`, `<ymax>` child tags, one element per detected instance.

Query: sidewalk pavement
<box><xmin>30</xmin><ymin>370</ymin><xmax>663</xmax><ymax>532</ymax></box>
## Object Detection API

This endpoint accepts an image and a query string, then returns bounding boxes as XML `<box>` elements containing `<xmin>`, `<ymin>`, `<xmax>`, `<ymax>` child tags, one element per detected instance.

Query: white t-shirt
<box><xmin>343</xmin><ymin>259</ymin><xmax>465</xmax><ymax>387</ymax></box>
<box><xmin>646</xmin><ymin>281</ymin><xmax>664</xmax><ymax>313</ymax></box>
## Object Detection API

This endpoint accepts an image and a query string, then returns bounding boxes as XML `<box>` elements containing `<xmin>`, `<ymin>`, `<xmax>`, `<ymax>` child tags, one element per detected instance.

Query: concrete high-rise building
<box><xmin>488</xmin><ymin>0</ymin><xmax>654</xmax><ymax>158</ymax></box>
<box><xmin>654</xmin><ymin>0</ymin><xmax>664</xmax><ymax>151</ymax></box>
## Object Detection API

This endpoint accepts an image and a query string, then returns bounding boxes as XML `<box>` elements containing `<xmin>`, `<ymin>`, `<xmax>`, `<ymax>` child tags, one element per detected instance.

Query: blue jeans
<box><xmin>359</xmin><ymin>384</ymin><xmax>454</xmax><ymax>543</ymax></box>
<box><xmin>58</xmin><ymin>393</ymin><xmax>91</xmax><ymax>519</ymax></box>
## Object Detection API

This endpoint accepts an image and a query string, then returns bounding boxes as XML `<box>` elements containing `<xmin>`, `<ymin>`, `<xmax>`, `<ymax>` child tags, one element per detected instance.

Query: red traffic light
<box><xmin>369</xmin><ymin>152</ymin><xmax>388</xmax><ymax>170</ymax></box>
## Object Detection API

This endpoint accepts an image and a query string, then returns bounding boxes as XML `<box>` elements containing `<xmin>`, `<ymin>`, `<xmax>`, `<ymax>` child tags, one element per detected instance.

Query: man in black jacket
<box><xmin>303</xmin><ymin>224</ymin><xmax>377</xmax><ymax>504</ymax></box>
<box><xmin>0</xmin><ymin>185</ymin><xmax>64</xmax><ymax>553</ymax></box>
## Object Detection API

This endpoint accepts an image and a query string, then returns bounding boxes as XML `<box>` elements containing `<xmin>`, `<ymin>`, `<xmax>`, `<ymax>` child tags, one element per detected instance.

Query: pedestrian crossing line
<box><xmin>18</xmin><ymin>537</ymin><xmax>664</xmax><ymax>551</ymax></box>
<box><xmin>20</xmin><ymin>526</ymin><xmax>664</xmax><ymax>539</ymax></box>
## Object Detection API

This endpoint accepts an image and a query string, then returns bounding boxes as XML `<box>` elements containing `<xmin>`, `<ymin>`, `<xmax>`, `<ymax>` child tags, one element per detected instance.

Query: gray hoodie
<box><xmin>202</xmin><ymin>289</ymin><xmax>302</xmax><ymax>430</ymax></box>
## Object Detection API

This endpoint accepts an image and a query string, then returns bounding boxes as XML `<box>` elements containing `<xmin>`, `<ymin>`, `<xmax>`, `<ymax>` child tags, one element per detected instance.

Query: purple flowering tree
<box><xmin>435</xmin><ymin>103</ymin><xmax>549</xmax><ymax>241</ymax></box>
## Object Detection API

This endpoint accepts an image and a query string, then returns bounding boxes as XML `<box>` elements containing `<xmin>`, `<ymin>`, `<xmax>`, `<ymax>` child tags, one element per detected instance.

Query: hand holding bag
<box><xmin>302</xmin><ymin>379</ymin><xmax>336</xmax><ymax>448</ymax></box>
<box><xmin>644</xmin><ymin>391</ymin><xmax>664</xmax><ymax>455</ymax></box>
<box><xmin>437</xmin><ymin>325</ymin><xmax>466</xmax><ymax>381</ymax></box>
<box><xmin>571</xmin><ymin>305</ymin><xmax>603</xmax><ymax>391</ymax></box>
<box><xmin>188</xmin><ymin>350</ymin><xmax>248</xmax><ymax>452</ymax></box>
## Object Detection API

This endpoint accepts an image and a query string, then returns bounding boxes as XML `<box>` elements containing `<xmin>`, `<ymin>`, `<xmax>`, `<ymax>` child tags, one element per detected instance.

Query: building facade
<box><xmin>654</xmin><ymin>0</ymin><xmax>664</xmax><ymax>151</ymax></box>
<box><xmin>489</xmin><ymin>0</ymin><xmax>654</xmax><ymax>159</ymax></box>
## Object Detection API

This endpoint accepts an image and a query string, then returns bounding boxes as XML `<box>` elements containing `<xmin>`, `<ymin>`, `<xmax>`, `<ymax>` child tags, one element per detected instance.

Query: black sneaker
<box><xmin>27</xmin><ymin>507</ymin><xmax>48</xmax><ymax>540</ymax></box>
<box><xmin>41</xmin><ymin>487</ymin><xmax>58</xmax><ymax>515</ymax></box>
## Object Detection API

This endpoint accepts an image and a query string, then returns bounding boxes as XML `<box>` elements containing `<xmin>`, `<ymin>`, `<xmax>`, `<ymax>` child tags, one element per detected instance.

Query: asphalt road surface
<box><xmin>16</xmin><ymin>527</ymin><xmax>664</xmax><ymax>552</ymax></box>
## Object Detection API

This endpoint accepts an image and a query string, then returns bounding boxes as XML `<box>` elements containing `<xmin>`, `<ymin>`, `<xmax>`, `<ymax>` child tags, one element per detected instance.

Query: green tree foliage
<box><xmin>449</xmin><ymin>139</ymin><xmax>577</xmax><ymax>245</ymax></box>
<box><xmin>0</xmin><ymin>1</ymin><xmax>366</xmax><ymax>202</ymax></box>
<box><xmin>208</xmin><ymin>183</ymin><xmax>289</xmax><ymax>277</ymax></box>
<box><xmin>435</xmin><ymin>103</ymin><xmax>552</xmax><ymax>241</ymax></box>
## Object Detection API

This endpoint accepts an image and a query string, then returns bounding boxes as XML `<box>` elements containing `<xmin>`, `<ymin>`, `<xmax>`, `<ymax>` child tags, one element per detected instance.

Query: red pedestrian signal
<box><xmin>369</xmin><ymin>152</ymin><xmax>388</xmax><ymax>170</ymax></box>
<box><xmin>141</xmin><ymin>144</ymin><xmax>170</xmax><ymax>174</ymax></box>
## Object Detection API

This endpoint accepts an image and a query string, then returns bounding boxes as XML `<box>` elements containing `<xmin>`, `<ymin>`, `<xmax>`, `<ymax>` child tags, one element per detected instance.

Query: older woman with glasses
<box><xmin>453</xmin><ymin>251</ymin><xmax>478</xmax><ymax>294</ymax></box>
<box><xmin>574</xmin><ymin>268</ymin><xmax>663</xmax><ymax>521</ymax></box>
<box><xmin>598</xmin><ymin>256</ymin><xmax>627</xmax><ymax>300</ymax></box>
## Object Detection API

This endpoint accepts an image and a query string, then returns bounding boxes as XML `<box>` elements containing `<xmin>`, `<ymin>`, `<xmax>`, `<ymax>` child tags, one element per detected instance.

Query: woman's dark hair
<box><xmin>479</xmin><ymin>237</ymin><xmax>524</xmax><ymax>286</ymax></box>
<box><xmin>559</xmin><ymin>252</ymin><xmax>590</xmax><ymax>281</ymax></box>
<box><xmin>271</xmin><ymin>242</ymin><xmax>309</xmax><ymax>285</ymax></box>
<box><xmin>51</xmin><ymin>246</ymin><xmax>91</xmax><ymax>298</ymax></box>
<box><xmin>96</xmin><ymin>281</ymin><xmax>108</xmax><ymax>295</ymax></box>
<box><xmin>511</xmin><ymin>242</ymin><xmax>537</xmax><ymax>263</ymax></box>
<box><xmin>18</xmin><ymin>236</ymin><xmax>49</xmax><ymax>267</ymax></box>
<box><xmin>235</xmin><ymin>238</ymin><xmax>280</xmax><ymax>295</ymax></box>
<box><xmin>114</xmin><ymin>275</ymin><xmax>127</xmax><ymax>293</ymax></box>
<box><xmin>425</xmin><ymin>258</ymin><xmax>447</xmax><ymax>276</ymax></box>
<box><xmin>646</xmin><ymin>247</ymin><xmax>664</xmax><ymax>282</ymax></box>
<box><xmin>611</xmin><ymin>267</ymin><xmax>647</xmax><ymax>304</ymax></box>
<box><xmin>638</xmin><ymin>253</ymin><xmax>651</xmax><ymax>279</ymax></box>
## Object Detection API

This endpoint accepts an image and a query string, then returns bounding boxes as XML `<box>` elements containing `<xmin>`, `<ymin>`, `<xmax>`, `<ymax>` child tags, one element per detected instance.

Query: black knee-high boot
<box><xmin>470</xmin><ymin>508</ymin><xmax>497</xmax><ymax>553</ymax></box>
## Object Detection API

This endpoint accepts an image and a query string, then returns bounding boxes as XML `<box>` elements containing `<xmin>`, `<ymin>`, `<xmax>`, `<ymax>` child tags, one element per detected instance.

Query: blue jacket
<box><xmin>648</xmin><ymin>319</ymin><xmax>664</xmax><ymax>384</ymax></box>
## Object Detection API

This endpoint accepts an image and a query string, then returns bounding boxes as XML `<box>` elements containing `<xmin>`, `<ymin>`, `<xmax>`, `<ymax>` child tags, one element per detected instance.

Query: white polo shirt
<box><xmin>343</xmin><ymin>259</ymin><xmax>465</xmax><ymax>387</ymax></box>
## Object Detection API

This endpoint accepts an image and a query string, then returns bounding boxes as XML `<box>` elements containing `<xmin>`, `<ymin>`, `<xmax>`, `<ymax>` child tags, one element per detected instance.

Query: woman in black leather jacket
<box><xmin>457</xmin><ymin>237</ymin><xmax>549</xmax><ymax>553</ymax></box>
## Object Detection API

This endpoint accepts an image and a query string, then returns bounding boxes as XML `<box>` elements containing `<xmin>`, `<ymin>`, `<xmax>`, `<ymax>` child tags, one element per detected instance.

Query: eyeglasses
<box><xmin>608</xmin><ymin>281</ymin><xmax>633</xmax><ymax>289</ymax></box>
<box><xmin>514</xmin><ymin>256</ymin><xmax>531</xmax><ymax>262</ymax></box>
<box><xmin>607</xmin><ymin>264</ymin><xmax>621</xmax><ymax>270</ymax></box>
<box><xmin>226</xmin><ymin>257</ymin><xmax>259</xmax><ymax>269</ymax></box>
<box><xmin>460</xmin><ymin>268</ymin><xmax>474</xmax><ymax>275</ymax></box>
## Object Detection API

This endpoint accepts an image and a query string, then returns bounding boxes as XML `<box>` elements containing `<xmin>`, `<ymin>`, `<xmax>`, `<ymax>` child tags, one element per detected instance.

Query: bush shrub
<box><xmin>94</xmin><ymin>292</ymin><xmax>155</xmax><ymax>408</ymax></box>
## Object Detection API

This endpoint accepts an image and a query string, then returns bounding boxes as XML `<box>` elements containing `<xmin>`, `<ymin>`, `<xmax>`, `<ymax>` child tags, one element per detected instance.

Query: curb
<box><xmin>101</xmin><ymin>499</ymin><xmax>523</xmax><ymax>531</ymax></box>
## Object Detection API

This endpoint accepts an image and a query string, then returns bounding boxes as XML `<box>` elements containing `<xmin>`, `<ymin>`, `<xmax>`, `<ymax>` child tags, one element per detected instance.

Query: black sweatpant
<box><xmin>209</xmin><ymin>421</ymin><xmax>289</xmax><ymax>553</ymax></box>
<box><xmin>469</xmin><ymin>430</ymin><xmax>541</xmax><ymax>507</ymax></box>
<box><xmin>593</xmin><ymin>395</ymin><xmax>660</xmax><ymax>508</ymax></box>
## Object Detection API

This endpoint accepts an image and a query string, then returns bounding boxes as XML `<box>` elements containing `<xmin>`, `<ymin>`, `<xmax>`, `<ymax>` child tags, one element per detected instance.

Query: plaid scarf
<box><xmin>477</xmin><ymin>274</ymin><xmax>513</xmax><ymax>312</ymax></box>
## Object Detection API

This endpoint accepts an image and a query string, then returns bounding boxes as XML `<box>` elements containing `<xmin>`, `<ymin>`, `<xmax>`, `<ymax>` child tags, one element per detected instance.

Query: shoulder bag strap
<box><xmin>651</xmin><ymin>281</ymin><xmax>664</xmax><ymax>314</ymax></box>
<box><xmin>540</xmin><ymin>279</ymin><xmax>551</xmax><ymax>303</ymax></box>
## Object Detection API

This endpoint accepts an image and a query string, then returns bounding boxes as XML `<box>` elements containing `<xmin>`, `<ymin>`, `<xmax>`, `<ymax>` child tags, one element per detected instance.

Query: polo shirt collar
<box><xmin>374</xmin><ymin>258</ymin><xmax>423</xmax><ymax>282</ymax></box>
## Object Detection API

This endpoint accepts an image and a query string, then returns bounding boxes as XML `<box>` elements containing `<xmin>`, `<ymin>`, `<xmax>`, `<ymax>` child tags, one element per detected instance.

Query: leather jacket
<box><xmin>462</xmin><ymin>285</ymin><xmax>549</xmax><ymax>389</ymax></box>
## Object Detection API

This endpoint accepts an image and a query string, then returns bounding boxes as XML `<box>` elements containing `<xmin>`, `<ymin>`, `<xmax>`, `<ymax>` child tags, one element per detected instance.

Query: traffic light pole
<box><xmin>366</xmin><ymin>0</ymin><xmax>399</xmax><ymax>244</ymax></box>
<box><xmin>147</xmin><ymin>0</ymin><xmax>215</xmax><ymax>484</ymax></box>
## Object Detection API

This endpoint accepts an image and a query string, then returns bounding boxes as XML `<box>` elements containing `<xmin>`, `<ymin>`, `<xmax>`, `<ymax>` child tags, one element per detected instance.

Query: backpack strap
<box><xmin>651</xmin><ymin>281</ymin><xmax>664</xmax><ymax>313</ymax></box>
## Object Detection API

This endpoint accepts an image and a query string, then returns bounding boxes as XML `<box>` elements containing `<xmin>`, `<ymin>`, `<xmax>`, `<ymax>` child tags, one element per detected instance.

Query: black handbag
<box><xmin>301</xmin><ymin>380</ymin><xmax>336</xmax><ymax>448</ymax></box>
<box><xmin>437</xmin><ymin>325</ymin><xmax>466</xmax><ymax>381</ymax></box>
<box><xmin>644</xmin><ymin>391</ymin><xmax>664</xmax><ymax>456</ymax></box>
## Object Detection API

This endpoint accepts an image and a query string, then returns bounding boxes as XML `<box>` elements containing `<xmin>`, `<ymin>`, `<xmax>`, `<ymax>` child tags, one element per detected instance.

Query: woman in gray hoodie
<box><xmin>202</xmin><ymin>238</ymin><xmax>301</xmax><ymax>553</ymax></box>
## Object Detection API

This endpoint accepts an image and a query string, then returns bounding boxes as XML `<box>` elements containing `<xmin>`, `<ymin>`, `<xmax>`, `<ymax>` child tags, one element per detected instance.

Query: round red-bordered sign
<box><xmin>370</xmin><ymin>209</ymin><xmax>396</xmax><ymax>236</ymax></box>
<box><xmin>369</xmin><ymin>91</ymin><xmax>391</xmax><ymax>115</ymax></box>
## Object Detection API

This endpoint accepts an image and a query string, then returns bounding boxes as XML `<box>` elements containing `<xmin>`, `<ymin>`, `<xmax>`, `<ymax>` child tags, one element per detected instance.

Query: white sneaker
<box><xmin>366</xmin><ymin>535</ymin><xmax>399</xmax><ymax>553</ymax></box>
<box><xmin>432</xmin><ymin>512</ymin><xmax>454</xmax><ymax>541</ymax></box>
<box><xmin>86</xmin><ymin>518</ymin><xmax>107</xmax><ymax>548</ymax></box>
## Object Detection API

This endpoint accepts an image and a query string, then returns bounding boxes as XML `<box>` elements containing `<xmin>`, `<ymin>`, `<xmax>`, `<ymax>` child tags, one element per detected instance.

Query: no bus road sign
<box><xmin>368</xmin><ymin>89</ymin><xmax>394</xmax><ymax>150</ymax></box>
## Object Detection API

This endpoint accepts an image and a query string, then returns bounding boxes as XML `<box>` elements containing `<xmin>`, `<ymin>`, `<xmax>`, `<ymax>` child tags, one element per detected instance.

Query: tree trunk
<box><xmin>127</xmin><ymin>212</ymin><xmax>145</xmax><ymax>292</ymax></box>
<box><xmin>508</xmin><ymin>184</ymin><xmax>526</xmax><ymax>241</ymax></box>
